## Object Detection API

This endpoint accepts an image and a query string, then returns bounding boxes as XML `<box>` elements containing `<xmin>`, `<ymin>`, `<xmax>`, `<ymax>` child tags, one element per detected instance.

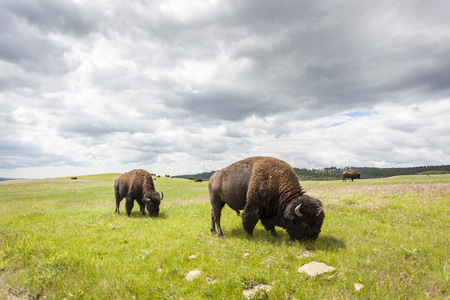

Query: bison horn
<box><xmin>143</xmin><ymin>191</ymin><xmax>150</xmax><ymax>203</ymax></box>
<box><xmin>160</xmin><ymin>191</ymin><xmax>164</xmax><ymax>201</ymax></box>
<box><xmin>294</xmin><ymin>204</ymin><xmax>303</xmax><ymax>217</ymax></box>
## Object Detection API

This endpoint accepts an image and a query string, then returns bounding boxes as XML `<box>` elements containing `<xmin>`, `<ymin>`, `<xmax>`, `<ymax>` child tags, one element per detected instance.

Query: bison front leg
<box><xmin>125</xmin><ymin>197</ymin><xmax>134</xmax><ymax>217</ymax></box>
<box><xmin>137</xmin><ymin>200</ymin><xmax>146</xmax><ymax>215</ymax></box>
<box><xmin>261</xmin><ymin>218</ymin><xmax>279</xmax><ymax>238</ymax></box>
<box><xmin>241</xmin><ymin>206</ymin><xmax>260</xmax><ymax>238</ymax></box>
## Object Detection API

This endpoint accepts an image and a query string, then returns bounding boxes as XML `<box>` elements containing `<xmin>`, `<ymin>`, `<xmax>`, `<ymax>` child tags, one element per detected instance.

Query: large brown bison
<box><xmin>342</xmin><ymin>170</ymin><xmax>360</xmax><ymax>182</ymax></box>
<box><xmin>209</xmin><ymin>157</ymin><xmax>325</xmax><ymax>241</ymax></box>
<box><xmin>114</xmin><ymin>169</ymin><xmax>163</xmax><ymax>217</ymax></box>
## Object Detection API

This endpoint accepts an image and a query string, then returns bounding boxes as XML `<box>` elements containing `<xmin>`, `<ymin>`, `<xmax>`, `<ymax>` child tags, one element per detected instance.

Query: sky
<box><xmin>1</xmin><ymin>0</ymin><xmax>450</xmax><ymax>179</ymax></box>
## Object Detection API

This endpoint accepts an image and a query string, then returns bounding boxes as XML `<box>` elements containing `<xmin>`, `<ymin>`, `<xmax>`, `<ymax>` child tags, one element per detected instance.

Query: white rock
<box><xmin>206</xmin><ymin>276</ymin><xmax>218</xmax><ymax>284</ymax></box>
<box><xmin>354</xmin><ymin>283</ymin><xmax>365</xmax><ymax>291</ymax></box>
<box><xmin>188</xmin><ymin>255</ymin><xmax>197</xmax><ymax>259</ymax></box>
<box><xmin>243</xmin><ymin>253</ymin><xmax>250</xmax><ymax>257</ymax></box>
<box><xmin>297</xmin><ymin>250</ymin><xmax>313</xmax><ymax>258</ymax></box>
<box><xmin>185</xmin><ymin>269</ymin><xmax>201</xmax><ymax>281</ymax></box>
<box><xmin>243</xmin><ymin>284</ymin><xmax>273</xmax><ymax>298</ymax></box>
<box><xmin>298</xmin><ymin>261</ymin><xmax>336</xmax><ymax>277</ymax></box>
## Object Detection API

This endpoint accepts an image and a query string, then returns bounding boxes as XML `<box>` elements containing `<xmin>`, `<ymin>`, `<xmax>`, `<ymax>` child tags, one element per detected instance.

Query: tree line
<box><xmin>293</xmin><ymin>165</ymin><xmax>450</xmax><ymax>180</ymax></box>
<box><xmin>175</xmin><ymin>165</ymin><xmax>450</xmax><ymax>181</ymax></box>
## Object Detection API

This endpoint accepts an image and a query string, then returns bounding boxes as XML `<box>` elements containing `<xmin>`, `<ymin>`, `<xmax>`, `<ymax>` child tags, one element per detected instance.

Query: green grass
<box><xmin>1</xmin><ymin>174</ymin><xmax>449</xmax><ymax>299</ymax></box>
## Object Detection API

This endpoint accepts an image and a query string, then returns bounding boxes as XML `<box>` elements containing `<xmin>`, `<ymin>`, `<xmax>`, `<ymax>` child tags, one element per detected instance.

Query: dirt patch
<box><xmin>0</xmin><ymin>276</ymin><xmax>35</xmax><ymax>300</ymax></box>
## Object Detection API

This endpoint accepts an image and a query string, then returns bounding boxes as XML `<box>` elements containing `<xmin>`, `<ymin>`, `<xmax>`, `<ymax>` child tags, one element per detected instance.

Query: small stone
<box><xmin>185</xmin><ymin>269</ymin><xmax>201</xmax><ymax>281</ymax></box>
<box><xmin>206</xmin><ymin>276</ymin><xmax>218</xmax><ymax>284</ymax></box>
<box><xmin>354</xmin><ymin>283</ymin><xmax>365</xmax><ymax>291</ymax></box>
<box><xmin>243</xmin><ymin>284</ymin><xmax>273</xmax><ymax>298</ymax></box>
<box><xmin>188</xmin><ymin>255</ymin><xmax>197</xmax><ymax>259</ymax></box>
<box><xmin>243</xmin><ymin>253</ymin><xmax>250</xmax><ymax>257</ymax></box>
<box><xmin>297</xmin><ymin>250</ymin><xmax>313</xmax><ymax>258</ymax></box>
<box><xmin>298</xmin><ymin>261</ymin><xmax>336</xmax><ymax>277</ymax></box>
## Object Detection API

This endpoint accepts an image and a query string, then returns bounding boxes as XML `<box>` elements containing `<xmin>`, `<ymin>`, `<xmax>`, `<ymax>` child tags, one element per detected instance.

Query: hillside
<box><xmin>175</xmin><ymin>165</ymin><xmax>450</xmax><ymax>181</ymax></box>
<box><xmin>1</xmin><ymin>174</ymin><xmax>449</xmax><ymax>299</ymax></box>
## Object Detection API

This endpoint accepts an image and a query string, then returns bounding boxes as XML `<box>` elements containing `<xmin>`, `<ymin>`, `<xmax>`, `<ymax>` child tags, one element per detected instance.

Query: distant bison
<box><xmin>209</xmin><ymin>157</ymin><xmax>324</xmax><ymax>241</ymax></box>
<box><xmin>342</xmin><ymin>170</ymin><xmax>360</xmax><ymax>182</ymax></box>
<box><xmin>114</xmin><ymin>169</ymin><xmax>164</xmax><ymax>217</ymax></box>
<box><xmin>71</xmin><ymin>177</ymin><xmax>77</xmax><ymax>180</ymax></box>
<box><xmin>194</xmin><ymin>178</ymin><xmax>203</xmax><ymax>182</ymax></box>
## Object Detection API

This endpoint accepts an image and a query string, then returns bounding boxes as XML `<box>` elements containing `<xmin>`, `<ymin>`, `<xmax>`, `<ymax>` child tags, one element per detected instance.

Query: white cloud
<box><xmin>1</xmin><ymin>1</ymin><xmax>450</xmax><ymax>178</ymax></box>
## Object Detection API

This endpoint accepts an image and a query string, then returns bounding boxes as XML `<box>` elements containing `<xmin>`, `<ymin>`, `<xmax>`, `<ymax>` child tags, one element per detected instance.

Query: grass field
<box><xmin>0</xmin><ymin>174</ymin><xmax>449</xmax><ymax>299</ymax></box>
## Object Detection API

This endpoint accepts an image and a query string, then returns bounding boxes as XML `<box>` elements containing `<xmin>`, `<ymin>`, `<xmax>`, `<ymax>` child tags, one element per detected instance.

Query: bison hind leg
<box><xmin>115</xmin><ymin>194</ymin><xmax>123</xmax><ymax>214</ymax></box>
<box><xmin>210</xmin><ymin>200</ymin><xmax>226</xmax><ymax>237</ymax></box>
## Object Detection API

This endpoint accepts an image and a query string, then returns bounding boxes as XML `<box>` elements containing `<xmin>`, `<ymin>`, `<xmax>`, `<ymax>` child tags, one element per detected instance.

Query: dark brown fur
<box><xmin>342</xmin><ymin>170</ymin><xmax>361</xmax><ymax>182</ymax></box>
<box><xmin>114</xmin><ymin>169</ymin><xmax>163</xmax><ymax>217</ymax></box>
<box><xmin>209</xmin><ymin>157</ymin><xmax>324</xmax><ymax>241</ymax></box>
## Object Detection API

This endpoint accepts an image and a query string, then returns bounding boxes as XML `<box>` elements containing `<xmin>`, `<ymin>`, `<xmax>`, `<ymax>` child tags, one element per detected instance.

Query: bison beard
<box><xmin>209</xmin><ymin>156</ymin><xmax>325</xmax><ymax>241</ymax></box>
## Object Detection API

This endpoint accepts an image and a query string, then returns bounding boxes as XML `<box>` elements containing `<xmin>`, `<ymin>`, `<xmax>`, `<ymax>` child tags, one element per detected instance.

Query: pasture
<box><xmin>0</xmin><ymin>174</ymin><xmax>449</xmax><ymax>299</ymax></box>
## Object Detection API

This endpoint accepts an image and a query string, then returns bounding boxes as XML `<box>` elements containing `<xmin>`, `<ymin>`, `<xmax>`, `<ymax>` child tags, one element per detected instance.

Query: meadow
<box><xmin>0</xmin><ymin>174</ymin><xmax>449</xmax><ymax>299</ymax></box>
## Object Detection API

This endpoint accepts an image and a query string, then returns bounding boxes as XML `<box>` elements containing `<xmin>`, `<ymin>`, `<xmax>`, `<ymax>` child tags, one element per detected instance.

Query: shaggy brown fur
<box><xmin>209</xmin><ymin>156</ymin><xmax>324</xmax><ymax>241</ymax></box>
<box><xmin>114</xmin><ymin>169</ymin><xmax>163</xmax><ymax>217</ymax></box>
<box><xmin>342</xmin><ymin>170</ymin><xmax>361</xmax><ymax>182</ymax></box>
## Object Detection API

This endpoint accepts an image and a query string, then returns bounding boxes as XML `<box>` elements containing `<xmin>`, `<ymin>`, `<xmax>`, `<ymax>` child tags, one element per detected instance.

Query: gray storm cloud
<box><xmin>1</xmin><ymin>0</ymin><xmax>449</xmax><ymax>178</ymax></box>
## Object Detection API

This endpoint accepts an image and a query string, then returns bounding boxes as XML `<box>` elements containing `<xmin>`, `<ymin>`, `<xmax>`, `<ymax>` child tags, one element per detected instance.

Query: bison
<box><xmin>114</xmin><ymin>169</ymin><xmax>164</xmax><ymax>217</ymax></box>
<box><xmin>342</xmin><ymin>170</ymin><xmax>360</xmax><ymax>182</ymax></box>
<box><xmin>209</xmin><ymin>156</ymin><xmax>325</xmax><ymax>241</ymax></box>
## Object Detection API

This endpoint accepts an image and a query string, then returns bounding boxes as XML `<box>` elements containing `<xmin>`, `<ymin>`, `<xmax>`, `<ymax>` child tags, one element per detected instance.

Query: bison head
<box><xmin>283</xmin><ymin>194</ymin><xmax>324</xmax><ymax>241</ymax></box>
<box><xmin>143</xmin><ymin>191</ymin><xmax>164</xmax><ymax>217</ymax></box>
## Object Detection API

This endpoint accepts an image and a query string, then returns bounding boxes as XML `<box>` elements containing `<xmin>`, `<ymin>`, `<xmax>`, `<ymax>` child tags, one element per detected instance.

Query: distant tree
<box><xmin>176</xmin><ymin>165</ymin><xmax>450</xmax><ymax>181</ymax></box>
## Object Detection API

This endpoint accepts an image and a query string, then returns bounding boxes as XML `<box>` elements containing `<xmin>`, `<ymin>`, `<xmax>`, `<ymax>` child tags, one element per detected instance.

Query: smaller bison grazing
<box><xmin>209</xmin><ymin>156</ymin><xmax>325</xmax><ymax>241</ymax></box>
<box><xmin>342</xmin><ymin>170</ymin><xmax>360</xmax><ymax>182</ymax></box>
<box><xmin>114</xmin><ymin>169</ymin><xmax>164</xmax><ymax>217</ymax></box>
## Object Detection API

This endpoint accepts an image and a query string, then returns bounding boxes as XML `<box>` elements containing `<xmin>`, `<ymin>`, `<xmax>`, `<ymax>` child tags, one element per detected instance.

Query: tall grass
<box><xmin>1</xmin><ymin>174</ymin><xmax>449</xmax><ymax>299</ymax></box>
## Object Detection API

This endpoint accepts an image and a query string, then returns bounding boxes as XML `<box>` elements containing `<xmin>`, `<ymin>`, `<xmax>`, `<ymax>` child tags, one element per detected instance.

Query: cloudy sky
<box><xmin>1</xmin><ymin>0</ymin><xmax>449</xmax><ymax>179</ymax></box>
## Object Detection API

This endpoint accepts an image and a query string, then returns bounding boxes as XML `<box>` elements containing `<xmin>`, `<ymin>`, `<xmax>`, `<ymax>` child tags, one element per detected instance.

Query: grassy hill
<box><xmin>174</xmin><ymin>165</ymin><xmax>450</xmax><ymax>181</ymax></box>
<box><xmin>1</xmin><ymin>174</ymin><xmax>449</xmax><ymax>299</ymax></box>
